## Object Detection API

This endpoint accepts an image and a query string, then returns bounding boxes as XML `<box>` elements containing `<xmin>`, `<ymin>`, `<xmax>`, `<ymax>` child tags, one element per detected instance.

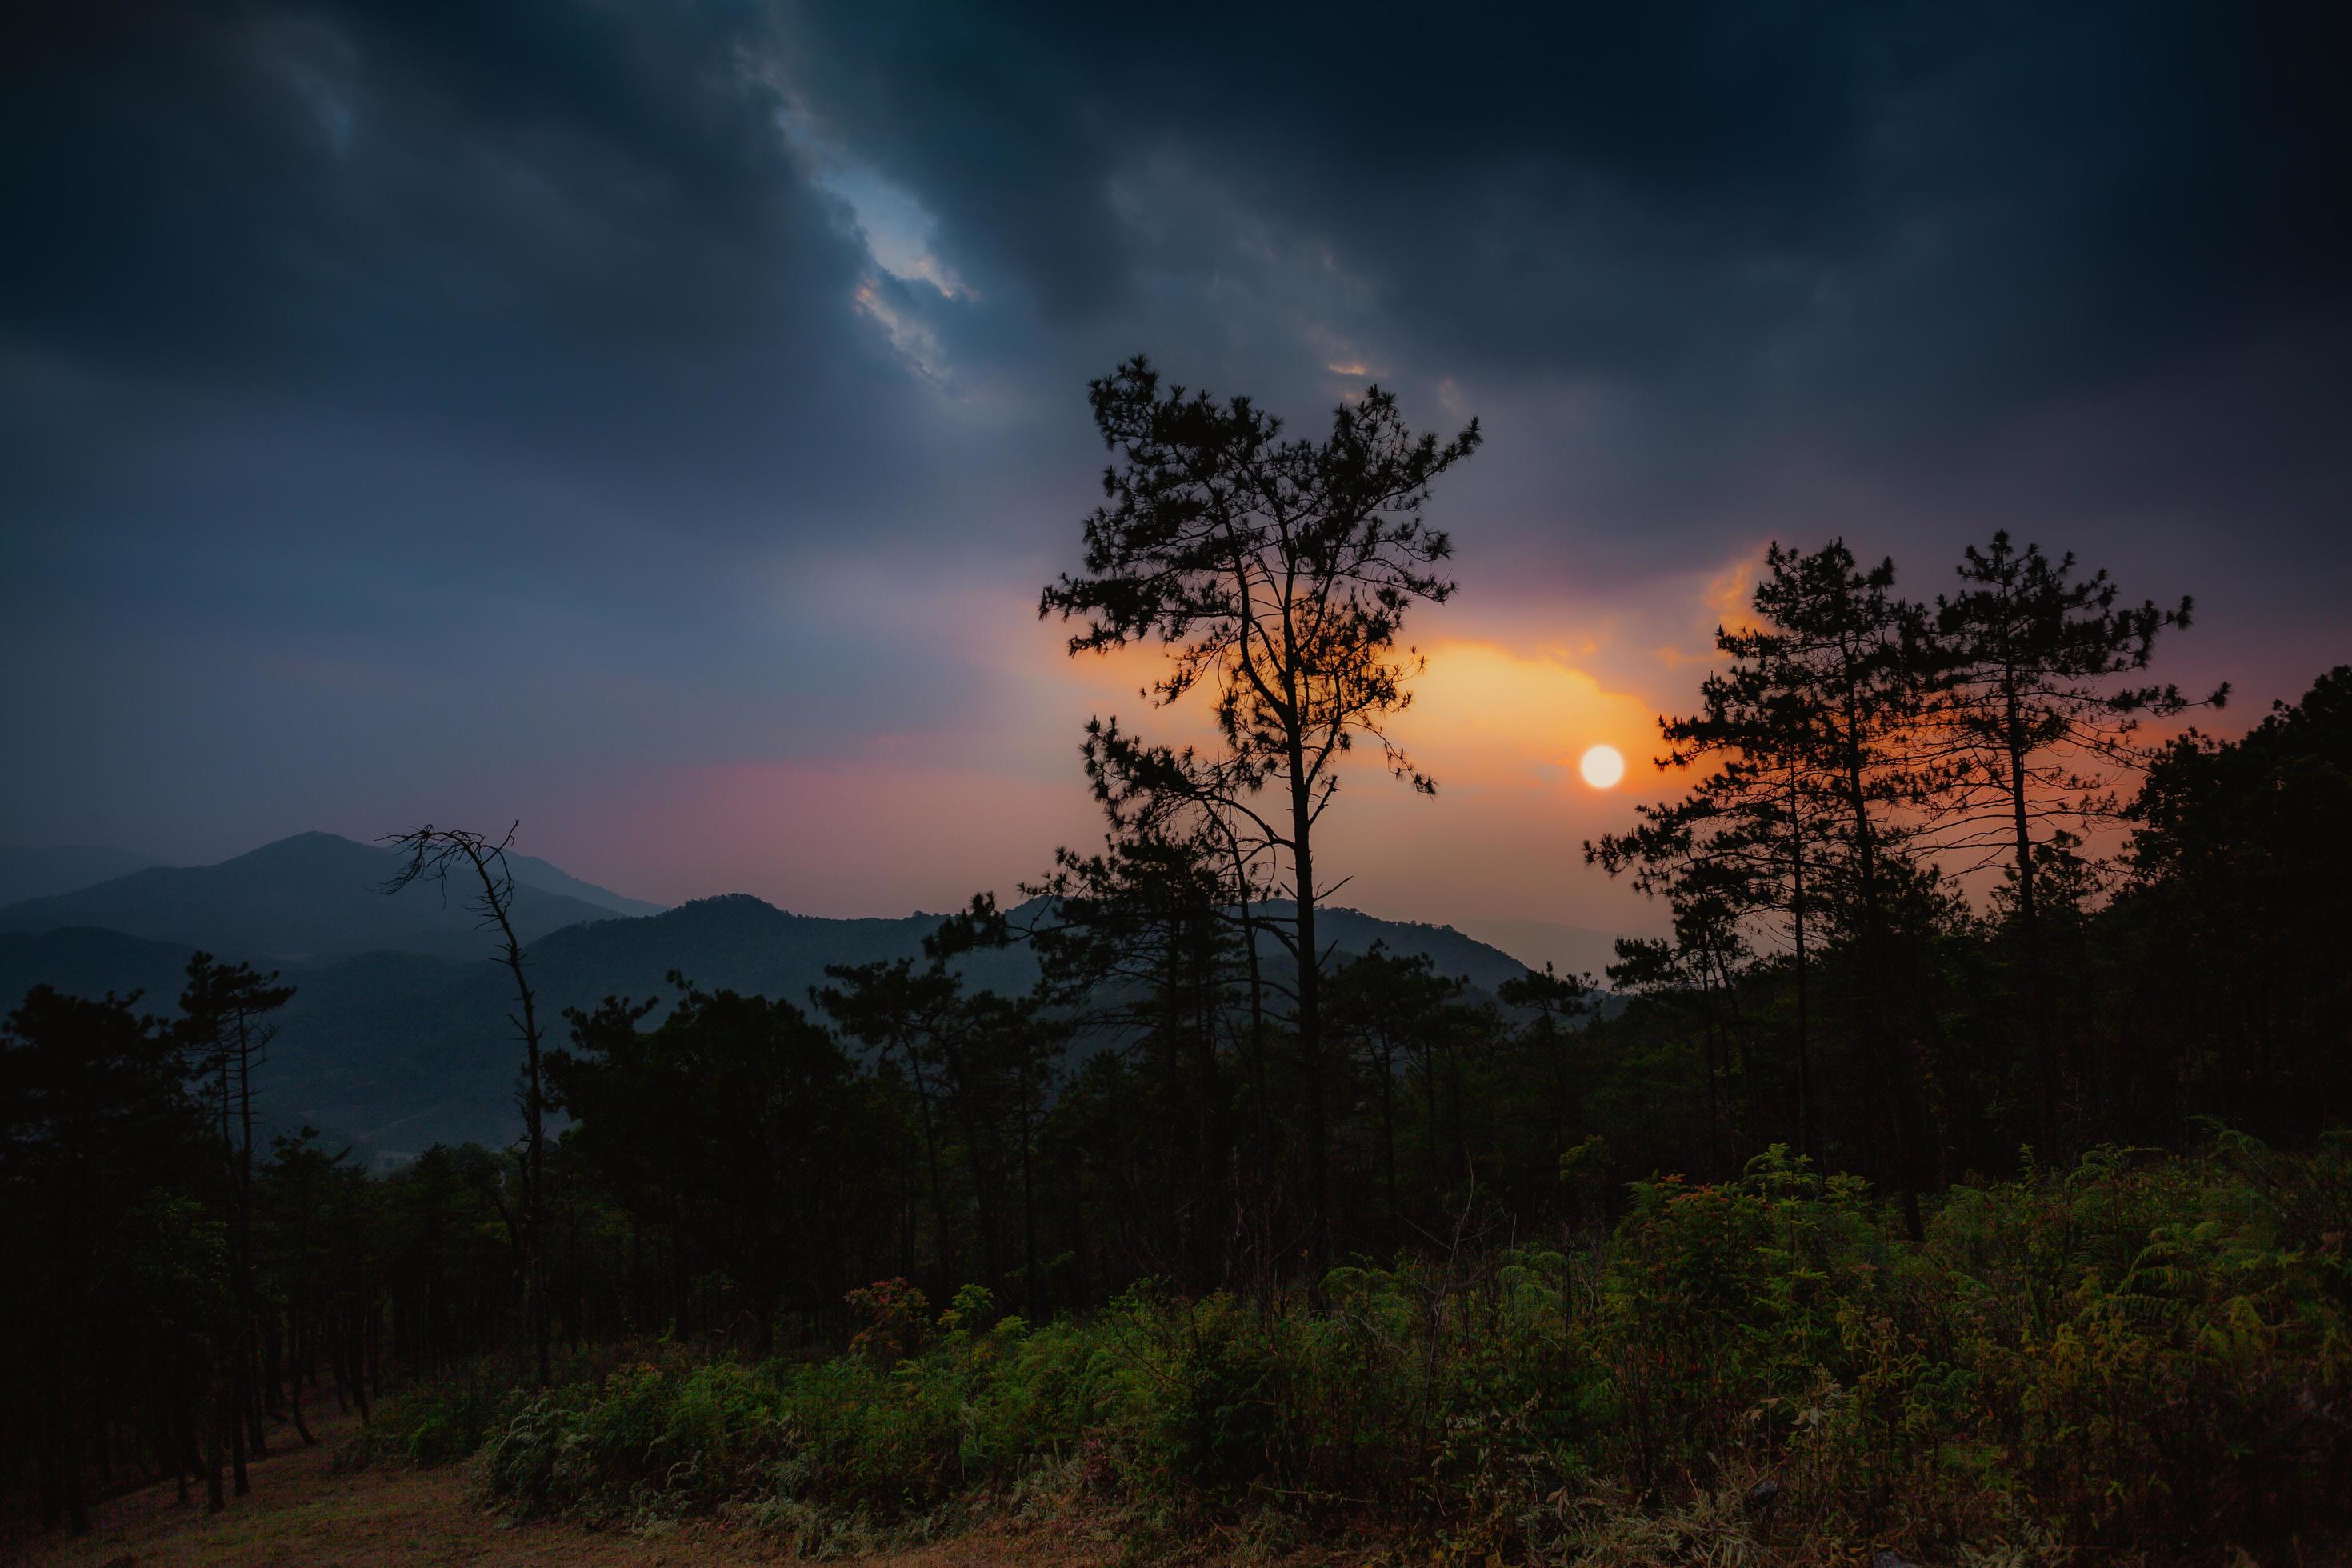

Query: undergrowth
<box><xmin>362</xmin><ymin>1134</ymin><xmax>2352</xmax><ymax>1564</ymax></box>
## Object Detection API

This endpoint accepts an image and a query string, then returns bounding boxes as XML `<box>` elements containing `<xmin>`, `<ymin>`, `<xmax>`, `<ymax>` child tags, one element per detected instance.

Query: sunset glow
<box><xmin>1</xmin><ymin>0</ymin><xmax>2321</xmax><ymax>946</ymax></box>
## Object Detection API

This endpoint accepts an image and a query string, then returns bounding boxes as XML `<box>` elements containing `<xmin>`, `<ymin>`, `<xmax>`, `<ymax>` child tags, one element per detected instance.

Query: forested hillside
<box><xmin>0</xmin><ymin>860</ymin><xmax>1544</xmax><ymax>1160</ymax></box>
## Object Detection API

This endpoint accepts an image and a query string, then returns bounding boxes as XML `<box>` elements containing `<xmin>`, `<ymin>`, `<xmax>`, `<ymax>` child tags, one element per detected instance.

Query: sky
<box><xmin>4</xmin><ymin>0</ymin><xmax>2348</xmax><ymax>937</ymax></box>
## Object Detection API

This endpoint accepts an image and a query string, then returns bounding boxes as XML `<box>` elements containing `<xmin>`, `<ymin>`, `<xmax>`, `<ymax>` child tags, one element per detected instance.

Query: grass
<box><xmin>358</xmin><ymin>1134</ymin><xmax>2352</xmax><ymax>1565</ymax></box>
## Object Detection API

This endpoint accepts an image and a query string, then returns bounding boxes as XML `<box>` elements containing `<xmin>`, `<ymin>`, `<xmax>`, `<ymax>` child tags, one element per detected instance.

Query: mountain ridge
<box><xmin>0</xmin><ymin>844</ymin><xmax>170</xmax><ymax>906</ymax></box>
<box><xmin>0</xmin><ymin>832</ymin><xmax>635</xmax><ymax>963</ymax></box>
<box><xmin>1</xmin><ymin>835</ymin><xmax>1558</xmax><ymax>1163</ymax></box>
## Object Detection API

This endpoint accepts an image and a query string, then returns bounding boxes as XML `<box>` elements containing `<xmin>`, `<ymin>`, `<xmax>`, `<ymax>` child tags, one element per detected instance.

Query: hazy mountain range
<box><xmin>0</xmin><ymin>843</ymin><xmax>170</xmax><ymax>906</ymax></box>
<box><xmin>0</xmin><ymin>833</ymin><xmax>660</xmax><ymax>961</ymax></box>
<box><xmin>0</xmin><ymin>833</ymin><xmax>1604</xmax><ymax>1164</ymax></box>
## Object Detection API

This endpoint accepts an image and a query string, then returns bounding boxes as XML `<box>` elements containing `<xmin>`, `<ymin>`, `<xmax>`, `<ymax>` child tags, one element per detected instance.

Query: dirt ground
<box><xmin>4</xmin><ymin>1416</ymin><xmax>1121</xmax><ymax>1567</ymax></box>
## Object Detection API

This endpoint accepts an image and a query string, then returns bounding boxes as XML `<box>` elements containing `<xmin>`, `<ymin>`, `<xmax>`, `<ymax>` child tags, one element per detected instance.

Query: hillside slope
<box><xmin>0</xmin><ymin>843</ymin><xmax>169</xmax><ymax>906</ymax></box>
<box><xmin>4</xmin><ymin>863</ymin><xmax>1548</xmax><ymax>1161</ymax></box>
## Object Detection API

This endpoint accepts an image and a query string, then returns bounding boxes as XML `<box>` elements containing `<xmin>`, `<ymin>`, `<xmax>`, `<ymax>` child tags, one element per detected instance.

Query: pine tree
<box><xmin>1927</xmin><ymin>531</ymin><xmax>2222</xmax><ymax>1144</ymax></box>
<box><xmin>1039</xmin><ymin>355</ymin><xmax>1478</xmax><ymax>1268</ymax></box>
<box><xmin>175</xmin><ymin>954</ymin><xmax>293</xmax><ymax>1495</ymax></box>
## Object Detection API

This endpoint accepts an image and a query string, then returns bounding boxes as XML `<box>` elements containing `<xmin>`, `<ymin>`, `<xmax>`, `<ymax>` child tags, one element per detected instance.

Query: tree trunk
<box><xmin>1842</xmin><ymin>718</ymin><xmax>1924</xmax><ymax>1244</ymax></box>
<box><xmin>2003</xmin><ymin>677</ymin><xmax>2058</xmax><ymax>1150</ymax></box>
<box><xmin>1790</xmin><ymin>766</ymin><xmax>1817</xmax><ymax>1164</ymax></box>
<box><xmin>1713</xmin><ymin>947</ymin><xmax>1758</xmax><ymax>1158</ymax></box>
<box><xmin>1290</xmin><ymin>762</ymin><xmax>1328</xmax><ymax>1277</ymax></box>
<box><xmin>1377</xmin><ymin>1041</ymin><xmax>1400</xmax><ymax>1248</ymax></box>
<box><xmin>202</xmin><ymin>1343</ymin><xmax>226</xmax><ymax>1514</ymax></box>
<box><xmin>903</xmin><ymin>1046</ymin><xmax>958</xmax><ymax>1275</ymax></box>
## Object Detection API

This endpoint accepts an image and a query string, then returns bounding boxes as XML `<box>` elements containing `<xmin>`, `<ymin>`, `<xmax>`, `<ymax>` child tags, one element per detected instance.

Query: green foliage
<box><xmin>846</xmin><ymin>1277</ymin><xmax>933</xmax><ymax>1366</ymax></box>
<box><xmin>338</xmin><ymin>1359</ymin><xmax>522</xmax><ymax>1469</ymax></box>
<box><xmin>420</xmin><ymin>1140</ymin><xmax>2352</xmax><ymax>1562</ymax></box>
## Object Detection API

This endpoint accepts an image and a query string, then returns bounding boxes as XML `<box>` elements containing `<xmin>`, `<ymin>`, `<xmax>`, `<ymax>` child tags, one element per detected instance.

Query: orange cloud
<box><xmin>1042</xmin><ymin>630</ymin><xmax>1670</xmax><ymax>792</ymax></box>
<box><xmin>1396</xmin><ymin>638</ymin><xmax>1662</xmax><ymax>792</ymax></box>
<box><xmin>1321</xmin><ymin>639</ymin><xmax>1678</xmax><ymax>928</ymax></box>
<box><xmin>1025</xmin><ymin>622</ymin><xmax>1683</xmax><ymax>931</ymax></box>
<box><xmin>1704</xmin><ymin>544</ymin><xmax>1767</xmax><ymax>636</ymax></box>
<box><xmin>1657</xmin><ymin>542</ymin><xmax>1769</xmax><ymax>668</ymax></box>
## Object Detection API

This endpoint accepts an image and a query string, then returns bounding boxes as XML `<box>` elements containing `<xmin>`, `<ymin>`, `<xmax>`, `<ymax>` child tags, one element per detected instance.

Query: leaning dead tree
<box><xmin>380</xmin><ymin>822</ymin><xmax>550</xmax><ymax>1386</ymax></box>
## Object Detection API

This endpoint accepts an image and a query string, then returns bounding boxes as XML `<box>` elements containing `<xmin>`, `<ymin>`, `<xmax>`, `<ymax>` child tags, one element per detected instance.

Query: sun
<box><xmin>1579</xmin><ymin>743</ymin><xmax>1626</xmax><ymax>790</ymax></box>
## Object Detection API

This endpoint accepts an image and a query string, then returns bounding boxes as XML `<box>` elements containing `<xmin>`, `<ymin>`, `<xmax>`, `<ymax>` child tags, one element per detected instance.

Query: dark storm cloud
<box><xmin>782</xmin><ymin>0</ymin><xmax>2352</xmax><ymax>544</ymax></box>
<box><xmin>2</xmin><ymin>0</ymin><xmax>2346</xmax><ymax>870</ymax></box>
<box><xmin>10</xmin><ymin>0</ymin><xmax>2342</xmax><ymax>554</ymax></box>
<box><xmin>1</xmin><ymin>0</ymin><xmax>1034</xmax><ymax>856</ymax></box>
<box><xmin>2</xmin><ymin>0</ymin><xmax>934</xmax><ymax>534</ymax></box>
<box><xmin>790</xmin><ymin>2</ymin><xmax>2349</xmax><ymax>379</ymax></box>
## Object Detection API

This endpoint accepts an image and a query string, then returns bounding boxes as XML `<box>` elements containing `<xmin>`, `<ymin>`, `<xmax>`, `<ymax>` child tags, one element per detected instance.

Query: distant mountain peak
<box><xmin>0</xmin><ymin>830</ymin><xmax>629</xmax><ymax>965</ymax></box>
<box><xmin>230</xmin><ymin>830</ymin><xmax>393</xmax><ymax>867</ymax></box>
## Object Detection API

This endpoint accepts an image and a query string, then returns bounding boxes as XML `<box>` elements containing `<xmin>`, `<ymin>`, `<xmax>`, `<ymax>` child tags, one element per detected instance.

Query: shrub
<box><xmin>334</xmin><ymin>1358</ymin><xmax>519</xmax><ymax>1470</ymax></box>
<box><xmin>377</xmin><ymin>1138</ymin><xmax>2350</xmax><ymax>1562</ymax></box>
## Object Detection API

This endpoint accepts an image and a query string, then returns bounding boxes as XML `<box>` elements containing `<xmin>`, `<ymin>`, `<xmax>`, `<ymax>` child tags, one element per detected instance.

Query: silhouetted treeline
<box><xmin>9</xmin><ymin>467</ymin><xmax>2347</xmax><ymax>1532</ymax></box>
<box><xmin>0</xmin><ymin>968</ymin><xmax>514</xmax><ymax>1529</ymax></box>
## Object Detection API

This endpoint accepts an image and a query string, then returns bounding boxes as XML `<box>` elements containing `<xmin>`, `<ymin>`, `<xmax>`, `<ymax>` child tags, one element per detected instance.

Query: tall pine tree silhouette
<box><xmin>1927</xmin><ymin>531</ymin><xmax>2222</xmax><ymax>1146</ymax></box>
<box><xmin>1040</xmin><ymin>355</ymin><xmax>1479</xmax><ymax>1268</ymax></box>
